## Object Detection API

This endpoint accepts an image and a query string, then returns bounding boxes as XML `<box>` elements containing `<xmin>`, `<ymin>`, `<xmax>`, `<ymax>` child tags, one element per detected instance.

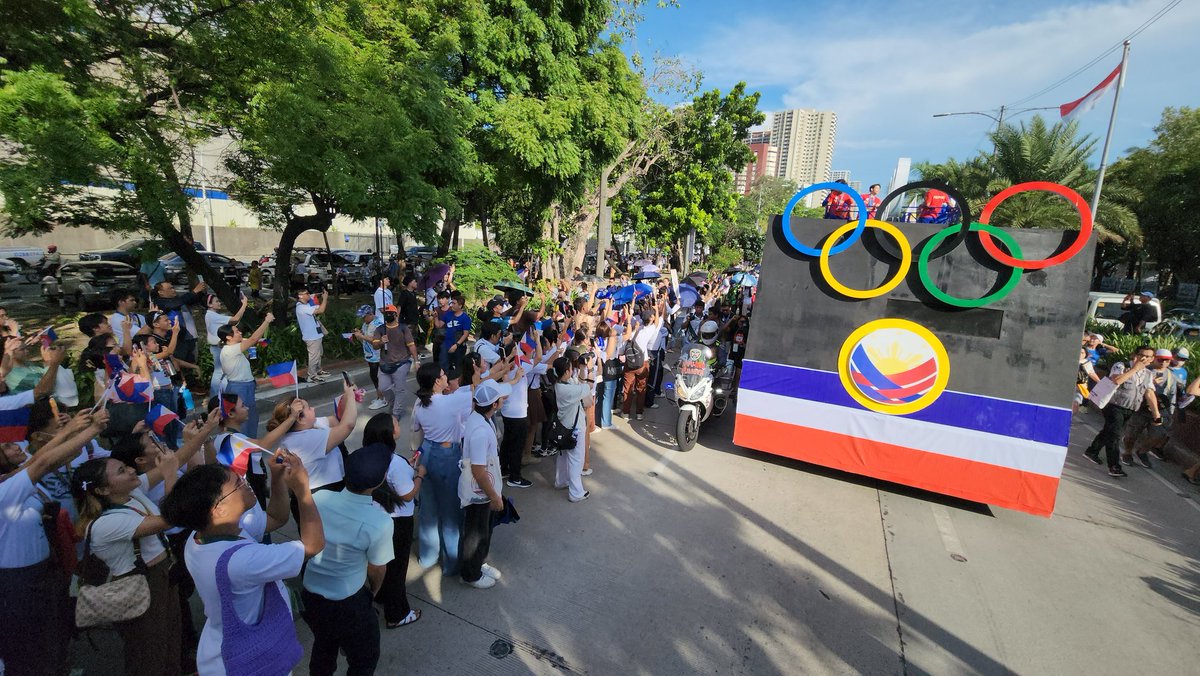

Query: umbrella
<box><xmin>639</xmin><ymin>264</ymin><xmax>660</xmax><ymax>274</ymax></box>
<box><xmin>731</xmin><ymin>271</ymin><xmax>758</xmax><ymax>287</ymax></box>
<box><xmin>633</xmin><ymin>270</ymin><xmax>661</xmax><ymax>280</ymax></box>
<box><xmin>494</xmin><ymin>280</ymin><xmax>534</xmax><ymax>296</ymax></box>
<box><xmin>609</xmin><ymin>282</ymin><xmax>654</xmax><ymax>305</ymax></box>
<box><xmin>677</xmin><ymin>284</ymin><xmax>699</xmax><ymax>309</ymax></box>
<box><xmin>687</xmin><ymin>271</ymin><xmax>708</xmax><ymax>283</ymax></box>
<box><xmin>573</xmin><ymin>274</ymin><xmax>605</xmax><ymax>284</ymax></box>
<box><xmin>632</xmin><ymin>258</ymin><xmax>653</xmax><ymax>268</ymax></box>
<box><xmin>724</xmin><ymin>266</ymin><xmax>744</xmax><ymax>274</ymax></box>
<box><xmin>418</xmin><ymin>263</ymin><xmax>450</xmax><ymax>291</ymax></box>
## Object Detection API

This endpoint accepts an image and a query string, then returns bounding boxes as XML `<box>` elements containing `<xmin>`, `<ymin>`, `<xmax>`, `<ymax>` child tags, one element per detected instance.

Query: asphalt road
<box><xmin>68</xmin><ymin>369</ymin><xmax>1200</xmax><ymax>675</ymax></box>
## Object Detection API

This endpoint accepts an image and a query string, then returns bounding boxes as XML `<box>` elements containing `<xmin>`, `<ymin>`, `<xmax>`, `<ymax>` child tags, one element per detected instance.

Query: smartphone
<box><xmin>411</xmin><ymin>449</ymin><xmax>422</xmax><ymax>465</ymax></box>
<box><xmin>341</xmin><ymin>372</ymin><xmax>352</xmax><ymax>387</ymax></box>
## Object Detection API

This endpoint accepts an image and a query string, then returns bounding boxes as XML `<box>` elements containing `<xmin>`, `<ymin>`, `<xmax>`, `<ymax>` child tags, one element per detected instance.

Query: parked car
<box><xmin>290</xmin><ymin>251</ymin><xmax>339</xmax><ymax>290</ymax></box>
<box><xmin>405</xmin><ymin>246</ymin><xmax>437</xmax><ymax>265</ymax></box>
<box><xmin>0</xmin><ymin>247</ymin><xmax>45</xmax><ymax>269</ymax></box>
<box><xmin>0</xmin><ymin>258</ymin><xmax>19</xmax><ymax>283</ymax></box>
<box><xmin>159</xmin><ymin>251</ymin><xmax>242</xmax><ymax>288</ymax></box>
<box><xmin>42</xmin><ymin>261</ymin><xmax>139</xmax><ymax>310</ymax></box>
<box><xmin>80</xmin><ymin>238</ymin><xmax>206</xmax><ymax>265</ymax></box>
<box><xmin>1086</xmin><ymin>292</ymin><xmax>1162</xmax><ymax>333</ymax></box>
<box><xmin>334</xmin><ymin>252</ymin><xmax>375</xmax><ymax>290</ymax></box>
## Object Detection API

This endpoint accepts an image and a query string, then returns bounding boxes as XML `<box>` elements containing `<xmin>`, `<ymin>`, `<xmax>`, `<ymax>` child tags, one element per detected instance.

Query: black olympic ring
<box><xmin>873</xmin><ymin>180</ymin><xmax>974</xmax><ymax>261</ymax></box>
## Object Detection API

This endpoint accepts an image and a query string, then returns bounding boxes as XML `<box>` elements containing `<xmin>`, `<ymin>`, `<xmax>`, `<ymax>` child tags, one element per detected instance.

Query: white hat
<box><xmin>474</xmin><ymin>381</ymin><xmax>512</xmax><ymax>406</ymax></box>
<box><xmin>1154</xmin><ymin>348</ymin><xmax>1173</xmax><ymax>359</ymax></box>
<box><xmin>1176</xmin><ymin>347</ymin><xmax>1191</xmax><ymax>360</ymax></box>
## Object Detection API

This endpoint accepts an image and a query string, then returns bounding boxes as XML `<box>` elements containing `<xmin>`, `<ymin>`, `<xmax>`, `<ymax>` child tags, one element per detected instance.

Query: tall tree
<box><xmin>0</xmin><ymin>0</ymin><xmax>296</xmax><ymax>307</ymax></box>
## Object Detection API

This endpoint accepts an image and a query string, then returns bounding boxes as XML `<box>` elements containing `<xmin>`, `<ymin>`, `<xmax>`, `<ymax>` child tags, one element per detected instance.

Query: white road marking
<box><xmin>930</xmin><ymin>504</ymin><xmax>969</xmax><ymax>562</ymax></box>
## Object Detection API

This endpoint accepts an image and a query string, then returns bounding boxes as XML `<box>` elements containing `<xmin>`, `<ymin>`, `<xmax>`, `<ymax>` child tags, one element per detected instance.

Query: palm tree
<box><xmin>917</xmin><ymin>115</ymin><xmax>1141</xmax><ymax>246</ymax></box>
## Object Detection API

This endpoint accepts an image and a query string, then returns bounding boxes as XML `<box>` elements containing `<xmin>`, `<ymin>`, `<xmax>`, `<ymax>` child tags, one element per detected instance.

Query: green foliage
<box><xmin>435</xmin><ymin>245</ymin><xmax>518</xmax><ymax>306</ymax></box>
<box><xmin>1091</xmin><ymin>332</ymin><xmax>1200</xmax><ymax>371</ymax></box>
<box><xmin>706</xmin><ymin>246</ymin><xmax>744</xmax><ymax>273</ymax></box>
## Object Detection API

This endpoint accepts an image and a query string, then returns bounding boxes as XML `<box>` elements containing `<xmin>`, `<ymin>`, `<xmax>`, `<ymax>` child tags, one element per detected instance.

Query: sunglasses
<box><xmin>216</xmin><ymin>474</ymin><xmax>248</xmax><ymax>505</ymax></box>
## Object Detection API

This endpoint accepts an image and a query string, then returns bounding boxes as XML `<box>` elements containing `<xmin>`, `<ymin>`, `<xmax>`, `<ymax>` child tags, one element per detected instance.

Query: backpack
<box><xmin>623</xmin><ymin>338</ymin><xmax>645</xmax><ymax>371</ymax></box>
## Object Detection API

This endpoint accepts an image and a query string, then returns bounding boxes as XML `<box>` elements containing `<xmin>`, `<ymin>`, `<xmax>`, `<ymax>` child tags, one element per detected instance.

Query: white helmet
<box><xmin>699</xmin><ymin>320</ymin><xmax>720</xmax><ymax>346</ymax></box>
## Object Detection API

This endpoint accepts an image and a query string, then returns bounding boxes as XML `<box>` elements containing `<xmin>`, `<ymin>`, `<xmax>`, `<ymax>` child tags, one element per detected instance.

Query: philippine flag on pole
<box><xmin>267</xmin><ymin>360</ymin><xmax>298</xmax><ymax>388</ymax></box>
<box><xmin>145</xmin><ymin>404</ymin><xmax>179</xmax><ymax>436</ymax></box>
<box><xmin>1060</xmin><ymin>63</ymin><xmax>1122</xmax><ymax>120</ymax></box>
<box><xmin>217</xmin><ymin>434</ymin><xmax>267</xmax><ymax>476</ymax></box>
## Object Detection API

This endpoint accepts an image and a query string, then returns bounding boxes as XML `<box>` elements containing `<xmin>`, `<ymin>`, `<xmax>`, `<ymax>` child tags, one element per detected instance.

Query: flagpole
<box><xmin>1089</xmin><ymin>40</ymin><xmax>1130</xmax><ymax>224</ymax></box>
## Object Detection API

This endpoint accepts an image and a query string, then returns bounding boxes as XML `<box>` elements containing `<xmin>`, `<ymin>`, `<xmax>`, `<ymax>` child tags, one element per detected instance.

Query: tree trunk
<box><xmin>272</xmin><ymin>208</ymin><xmax>335</xmax><ymax>323</ymax></box>
<box><xmin>481</xmin><ymin>214</ymin><xmax>490</xmax><ymax>249</ymax></box>
<box><xmin>436</xmin><ymin>214</ymin><xmax>459</xmax><ymax>257</ymax></box>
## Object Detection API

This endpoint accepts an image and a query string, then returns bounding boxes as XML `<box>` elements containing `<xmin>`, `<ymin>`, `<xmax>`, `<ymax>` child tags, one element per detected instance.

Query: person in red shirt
<box><xmin>822</xmin><ymin>179</ymin><xmax>854</xmax><ymax>220</ymax></box>
<box><xmin>917</xmin><ymin>189</ymin><xmax>950</xmax><ymax>222</ymax></box>
<box><xmin>861</xmin><ymin>183</ymin><xmax>882</xmax><ymax>219</ymax></box>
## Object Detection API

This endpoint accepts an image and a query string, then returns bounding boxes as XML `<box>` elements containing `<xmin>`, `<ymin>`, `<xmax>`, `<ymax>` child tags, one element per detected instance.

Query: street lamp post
<box><xmin>932</xmin><ymin>106</ymin><xmax>1056</xmax><ymax>154</ymax></box>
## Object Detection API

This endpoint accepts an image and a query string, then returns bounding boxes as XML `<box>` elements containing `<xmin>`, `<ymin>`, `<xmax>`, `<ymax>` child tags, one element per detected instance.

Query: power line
<box><xmin>1008</xmin><ymin>0</ymin><xmax>1183</xmax><ymax>107</ymax></box>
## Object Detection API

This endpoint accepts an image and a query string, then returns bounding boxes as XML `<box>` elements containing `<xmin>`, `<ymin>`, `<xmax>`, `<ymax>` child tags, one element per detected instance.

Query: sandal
<box><xmin>387</xmin><ymin>609</ymin><xmax>421</xmax><ymax>628</ymax></box>
<box><xmin>1182</xmin><ymin>472</ymin><xmax>1200</xmax><ymax>486</ymax></box>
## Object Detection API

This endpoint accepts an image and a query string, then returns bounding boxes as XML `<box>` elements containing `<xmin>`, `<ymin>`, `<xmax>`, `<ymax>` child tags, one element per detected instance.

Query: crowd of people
<box><xmin>0</xmin><ymin>253</ymin><xmax>758</xmax><ymax>675</ymax></box>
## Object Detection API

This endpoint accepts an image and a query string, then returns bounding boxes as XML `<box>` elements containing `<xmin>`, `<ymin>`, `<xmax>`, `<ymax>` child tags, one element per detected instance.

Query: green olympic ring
<box><xmin>916</xmin><ymin>222</ymin><xmax>1023</xmax><ymax>309</ymax></box>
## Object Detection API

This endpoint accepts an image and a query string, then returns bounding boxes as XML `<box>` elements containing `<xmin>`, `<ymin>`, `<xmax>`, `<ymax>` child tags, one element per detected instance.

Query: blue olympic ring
<box><xmin>780</xmin><ymin>182</ymin><xmax>869</xmax><ymax>257</ymax></box>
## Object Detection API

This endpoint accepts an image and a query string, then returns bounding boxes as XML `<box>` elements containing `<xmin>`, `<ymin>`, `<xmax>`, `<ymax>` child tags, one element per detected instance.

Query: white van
<box><xmin>1087</xmin><ymin>292</ymin><xmax>1162</xmax><ymax>332</ymax></box>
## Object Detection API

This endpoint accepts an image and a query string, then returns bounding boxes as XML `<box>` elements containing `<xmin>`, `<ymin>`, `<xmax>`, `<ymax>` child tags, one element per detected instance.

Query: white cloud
<box><xmin>679</xmin><ymin>0</ymin><xmax>1200</xmax><ymax>183</ymax></box>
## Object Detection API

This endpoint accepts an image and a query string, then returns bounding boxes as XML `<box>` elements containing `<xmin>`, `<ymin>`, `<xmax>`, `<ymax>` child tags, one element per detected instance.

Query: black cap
<box><xmin>344</xmin><ymin>443</ymin><xmax>393</xmax><ymax>491</ymax></box>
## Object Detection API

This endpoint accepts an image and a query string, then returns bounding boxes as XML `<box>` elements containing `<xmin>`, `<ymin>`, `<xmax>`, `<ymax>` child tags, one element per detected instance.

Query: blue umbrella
<box><xmin>731</xmin><ymin>271</ymin><xmax>758</xmax><ymax>287</ymax></box>
<box><xmin>677</xmin><ymin>283</ymin><xmax>699</xmax><ymax>309</ymax></box>
<box><xmin>633</xmin><ymin>270</ymin><xmax>661</xmax><ymax>280</ymax></box>
<box><xmin>610</xmin><ymin>282</ymin><xmax>654</xmax><ymax>305</ymax></box>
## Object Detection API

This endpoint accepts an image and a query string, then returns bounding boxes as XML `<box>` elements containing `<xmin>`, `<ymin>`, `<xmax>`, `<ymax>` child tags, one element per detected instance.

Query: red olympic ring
<box><xmin>976</xmin><ymin>181</ymin><xmax>1092</xmax><ymax>270</ymax></box>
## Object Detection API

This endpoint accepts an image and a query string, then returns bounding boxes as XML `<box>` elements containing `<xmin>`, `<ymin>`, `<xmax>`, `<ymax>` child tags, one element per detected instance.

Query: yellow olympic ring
<box><xmin>818</xmin><ymin>219</ymin><xmax>911</xmax><ymax>299</ymax></box>
<box><xmin>837</xmin><ymin>318</ymin><xmax>951</xmax><ymax>415</ymax></box>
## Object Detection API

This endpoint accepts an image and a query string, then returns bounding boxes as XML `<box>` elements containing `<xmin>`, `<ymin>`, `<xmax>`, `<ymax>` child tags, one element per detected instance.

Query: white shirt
<box><xmin>411</xmin><ymin>387</ymin><xmax>475</xmax><ymax>443</ymax></box>
<box><xmin>0</xmin><ymin>470</ymin><xmax>50</xmax><ymax>568</ymax></box>
<box><xmin>382</xmin><ymin>455</ymin><xmax>416</xmax><ymax>518</ymax></box>
<box><xmin>295</xmin><ymin>302</ymin><xmax>322</xmax><ymax>342</ymax></box>
<box><xmin>281</xmin><ymin>420</ymin><xmax>342</xmax><ymax>489</ymax></box>
<box><xmin>459</xmin><ymin>412</ymin><xmax>501</xmax><ymax>507</ymax></box>
<box><xmin>473</xmin><ymin>339</ymin><xmax>501</xmax><ymax>366</ymax></box>
<box><xmin>109</xmin><ymin>311</ymin><xmax>146</xmax><ymax>348</ymax></box>
<box><xmin>554</xmin><ymin>381</ymin><xmax>591</xmax><ymax>429</ymax></box>
<box><xmin>220</xmin><ymin>344</ymin><xmax>254</xmax><ymax>382</ymax></box>
<box><xmin>501</xmin><ymin>364</ymin><xmax>547</xmax><ymax>418</ymax></box>
<box><xmin>88</xmin><ymin>476</ymin><xmax>168</xmax><ymax>576</ymax></box>
<box><xmin>373</xmin><ymin>287</ymin><xmax>393</xmax><ymax>313</ymax></box>
<box><xmin>186</xmin><ymin>506</ymin><xmax>303</xmax><ymax>676</ymax></box>
<box><xmin>204</xmin><ymin>309</ymin><xmax>232</xmax><ymax>346</ymax></box>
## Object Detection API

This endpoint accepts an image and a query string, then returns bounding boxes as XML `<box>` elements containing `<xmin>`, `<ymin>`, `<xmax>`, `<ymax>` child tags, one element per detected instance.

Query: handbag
<box><xmin>546</xmin><ymin>403</ymin><xmax>581</xmax><ymax>451</ymax></box>
<box><xmin>603</xmin><ymin>357</ymin><xmax>624</xmax><ymax>382</ymax></box>
<box><xmin>74</xmin><ymin>514</ymin><xmax>151</xmax><ymax>628</ymax></box>
<box><xmin>1087</xmin><ymin>376</ymin><xmax>1119</xmax><ymax>409</ymax></box>
<box><xmin>217</xmin><ymin>543</ymin><xmax>303</xmax><ymax>676</ymax></box>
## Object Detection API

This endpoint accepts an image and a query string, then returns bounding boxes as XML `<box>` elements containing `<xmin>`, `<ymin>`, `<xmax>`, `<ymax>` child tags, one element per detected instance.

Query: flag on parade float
<box><xmin>217</xmin><ymin>434</ymin><xmax>267</xmax><ymax>476</ymax></box>
<box><xmin>0</xmin><ymin>406</ymin><xmax>31</xmax><ymax>443</ymax></box>
<box><xmin>114</xmin><ymin>373</ymin><xmax>153</xmax><ymax>403</ymax></box>
<box><xmin>266</xmin><ymin>361</ymin><xmax>298</xmax><ymax>388</ymax></box>
<box><xmin>1060</xmin><ymin>63</ymin><xmax>1122</xmax><ymax>120</ymax></box>
<box><xmin>104</xmin><ymin>353</ymin><xmax>126</xmax><ymax>378</ymax></box>
<box><xmin>145</xmin><ymin>404</ymin><xmax>179</xmax><ymax>436</ymax></box>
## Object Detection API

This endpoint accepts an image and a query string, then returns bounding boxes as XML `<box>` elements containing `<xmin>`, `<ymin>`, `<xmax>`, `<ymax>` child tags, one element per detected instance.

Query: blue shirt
<box><xmin>302</xmin><ymin>489</ymin><xmax>393</xmax><ymax>601</ymax></box>
<box><xmin>441</xmin><ymin>311</ymin><xmax>471</xmax><ymax>349</ymax></box>
<box><xmin>360</xmin><ymin>317</ymin><xmax>384</xmax><ymax>363</ymax></box>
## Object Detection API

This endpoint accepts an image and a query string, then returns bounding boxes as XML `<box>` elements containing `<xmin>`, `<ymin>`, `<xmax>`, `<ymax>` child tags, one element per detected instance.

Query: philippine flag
<box><xmin>217</xmin><ymin>434</ymin><xmax>267</xmax><ymax>476</ymax></box>
<box><xmin>266</xmin><ymin>361</ymin><xmax>298</xmax><ymax>388</ymax></box>
<box><xmin>220</xmin><ymin>393</ymin><xmax>238</xmax><ymax>420</ymax></box>
<box><xmin>114</xmin><ymin>373</ymin><xmax>152</xmax><ymax>403</ymax></box>
<box><xmin>0</xmin><ymin>406</ymin><xmax>31</xmax><ymax>443</ymax></box>
<box><xmin>145</xmin><ymin>404</ymin><xmax>179</xmax><ymax>436</ymax></box>
<box><xmin>520</xmin><ymin>332</ymin><xmax>537</xmax><ymax>356</ymax></box>
<box><xmin>333</xmin><ymin>394</ymin><xmax>347</xmax><ymax>421</ymax></box>
<box><xmin>104</xmin><ymin>353</ymin><xmax>127</xmax><ymax>378</ymax></box>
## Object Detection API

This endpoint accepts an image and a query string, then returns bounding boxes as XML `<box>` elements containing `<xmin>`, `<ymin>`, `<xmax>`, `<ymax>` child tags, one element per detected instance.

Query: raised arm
<box><xmin>32</xmin><ymin>345</ymin><xmax>65</xmax><ymax>400</ymax></box>
<box><xmin>23</xmin><ymin>410</ymin><xmax>109</xmax><ymax>484</ymax></box>
<box><xmin>324</xmin><ymin>382</ymin><xmax>359</xmax><ymax>452</ymax></box>
<box><xmin>240</xmin><ymin>312</ymin><xmax>275</xmax><ymax>350</ymax></box>
<box><xmin>229</xmin><ymin>295</ymin><xmax>248</xmax><ymax>324</ymax></box>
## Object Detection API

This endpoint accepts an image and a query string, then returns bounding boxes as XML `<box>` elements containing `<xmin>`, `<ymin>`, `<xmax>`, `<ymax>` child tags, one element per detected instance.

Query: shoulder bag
<box><xmin>546</xmin><ymin>401</ymin><xmax>582</xmax><ymax>452</ymax></box>
<box><xmin>74</xmin><ymin>512</ymin><xmax>151</xmax><ymax>628</ymax></box>
<box><xmin>217</xmin><ymin>542</ymin><xmax>304</xmax><ymax>675</ymax></box>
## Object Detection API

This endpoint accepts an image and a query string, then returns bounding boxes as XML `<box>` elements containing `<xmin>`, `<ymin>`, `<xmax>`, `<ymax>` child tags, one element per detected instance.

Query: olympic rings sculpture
<box><xmin>779</xmin><ymin>180</ymin><xmax>1093</xmax><ymax>308</ymax></box>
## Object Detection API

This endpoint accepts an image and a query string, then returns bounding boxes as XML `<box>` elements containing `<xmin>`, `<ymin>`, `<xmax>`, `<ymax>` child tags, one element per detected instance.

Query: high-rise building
<box><xmin>831</xmin><ymin>169</ymin><xmax>851</xmax><ymax>183</ymax></box>
<box><xmin>771</xmin><ymin>109</ymin><xmax>837</xmax><ymax>206</ymax></box>
<box><xmin>734</xmin><ymin>131</ymin><xmax>779</xmax><ymax>195</ymax></box>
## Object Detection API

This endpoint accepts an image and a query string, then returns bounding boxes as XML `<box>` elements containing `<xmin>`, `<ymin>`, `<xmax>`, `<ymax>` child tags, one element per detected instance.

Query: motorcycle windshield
<box><xmin>676</xmin><ymin>357</ymin><xmax>710</xmax><ymax>390</ymax></box>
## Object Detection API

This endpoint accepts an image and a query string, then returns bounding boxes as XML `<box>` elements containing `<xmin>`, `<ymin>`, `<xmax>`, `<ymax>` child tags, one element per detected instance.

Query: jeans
<box><xmin>598</xmin><ymin>379</ymin><xmax>617</xmax><ymax>428</ymax></box>
<box><xmin>459</xmin><ymin>503</ymin><xmax>494</xmax><ymax>584</ymax></box>
<box><xmin>301</xmin><ymin>586</ymin><xmax>380</xmax><ymax>676</ymax></box>
<box><xmin>378</xmin><ymin>360</ymin><xmax>412</xmax><ymax>419</ymax></box>
<box><xmin>0</xmin><ymin>560</ymin><xmax>68</xmax><ymax>676</ymax></box>
<box><xmin>416</xmin><ymin>440</ymin><xmax>464</xmax><ymax>575</ymax></box>
<box><xmin>208</xmin><ymin>345</ymin><xmax>224</xmax><ymax>398</ymax></box>
<box><xmin>1087</xmin><ymin>404</ymin><xmax>1135</xmax><ymax>469</ymax></box>
<box><xmin>499</xmin><ymin>415</ymin><xmax>528</xmax><ymax>482</ymax></box>
<box><xmin>224</xmin><ymin>379</ymin><xmax>258</xmax><ymax>438</ymax></box>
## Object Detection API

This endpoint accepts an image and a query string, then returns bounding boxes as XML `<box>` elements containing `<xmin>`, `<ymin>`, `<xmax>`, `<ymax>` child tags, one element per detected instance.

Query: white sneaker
<box><xmin>636</xmin><ymin>413</ymin><xmax>644</xmax><ymax>420</ymax></box>
<box><xmin>481</xmin><ymin>563</ymin><xmax>502</xmax><ymax>580</ymax></box>
<box><xmin>648</xmin><ymin>403</ymin><xmax>660</xmax><ymax>409</ymax></box>
<box><xmin>581</xmin><ymin>468</ymin><xmax>593</xmax><ymax>476</ymax></box>
<box><xmin>368</xmin><ymin>398</ymin><xmax>388</xmax><ymax>410</ymax></box>
<box><xmin>465</xmin><ymin>574</ymin><xmax>496</xmax><ymax>589</ymax></box>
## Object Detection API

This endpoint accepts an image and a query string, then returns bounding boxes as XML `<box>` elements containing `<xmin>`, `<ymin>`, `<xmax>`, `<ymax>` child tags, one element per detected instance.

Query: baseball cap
<box><xmin>355</xmin><ymin>304</ymin><xmax>374</xmax><ymax>318</ymax></box>
<box><xmin>1140</xmin><ymin>291</ymin><xmax>1155</xmax><ymax>298</ymax></box>
<box><xmin>1176</xmin><ymin>347</ymin><xmax>1190</xmax><ymax>360</ymax></box>
<box><xmin>1090</xmin><ymin>333</ymin><xmax>1104</xmax><ymax>341</ymax></box>
<box><xmin>344</xmin><ymin>443</ymin><xmax>393</xmax><ymax>491</ymax></box>
<box><xmin>474</xmin><ymin>381</ymin><xmax>512</xmax><ymax>406</ymax></box>
<box><xmin>1154</xmin><ymin>348</ymin><xmax>1173</xmax><ymax>359</ymax></box>
<box><xmin>383</xmin><ymin>304</ymin><xmax>398</xmax><ymax>313</ymax></box>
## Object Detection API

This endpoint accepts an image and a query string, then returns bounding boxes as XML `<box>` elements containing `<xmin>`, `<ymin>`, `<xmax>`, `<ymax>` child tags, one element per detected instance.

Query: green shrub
<box><xmin>1093</xmin><ymin>332</ymin><xmax>1200</xmax><ymax>370</ymax></box>
<box><xmin>435</xmin><ymin>245</ymin><xmax>518</xmax><ymax>307</ymax></box>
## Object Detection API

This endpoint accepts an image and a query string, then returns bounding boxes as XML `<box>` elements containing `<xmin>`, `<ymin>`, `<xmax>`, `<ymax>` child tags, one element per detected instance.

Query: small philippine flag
<box><xmin>217</xmin><ymin>434</ymin><xmax>267</xmax><ymax>476</ymax></box>
<box><xmin>0</xmin><ymin>406</ymin><xmax>31</xmax><ymax>443</ymax></box>
<box><xmin>266</xmin><ymin>360</ymin><xmax>298</xmax><ymax>388</ymax></box>
<box><xmin>145</xmin><ymin>404</ymin><xmax>179</xmax><ymax>436</ymax></box>
<box><xmin>114</xmin><ymin>373</ymin><xmax>152</xmax><ymax>403</ymax></box>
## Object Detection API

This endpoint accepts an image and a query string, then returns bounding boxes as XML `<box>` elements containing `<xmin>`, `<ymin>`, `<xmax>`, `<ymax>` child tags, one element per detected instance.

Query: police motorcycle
<box><xmin>670</xmin><ymin>320</ymin><xmax>731</xmax><ymax>452</ymax></box>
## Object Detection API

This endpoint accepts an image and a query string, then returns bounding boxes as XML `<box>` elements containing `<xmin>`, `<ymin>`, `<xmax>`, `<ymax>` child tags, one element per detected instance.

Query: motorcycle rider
<box><xmin>698</xmin><ymin>320</ymin><xmax>726</xmax><ymax>371</ymax></box>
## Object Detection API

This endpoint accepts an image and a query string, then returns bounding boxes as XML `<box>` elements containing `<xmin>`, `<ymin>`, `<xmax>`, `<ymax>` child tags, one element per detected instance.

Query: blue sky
<box><xmin>627</xmin><ymin>0</ymin><xmax>1200</xmax><ymax>189</ymax></box>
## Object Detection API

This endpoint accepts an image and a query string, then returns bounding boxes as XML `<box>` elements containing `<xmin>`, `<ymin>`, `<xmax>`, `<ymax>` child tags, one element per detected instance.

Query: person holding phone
<box><xmin>366</xmin><ymin>304</ymin><xmax>418</xmax><ymax>420</ymax></box>
<box><xmin>205</xmin><ymin>292</ymin><xmax>248</xmax><ymax>398</ymax></box>
<box><xmin>217</xmin><ymin>311</ymin><xmax>274</xmax><ymax>438</ymax></box>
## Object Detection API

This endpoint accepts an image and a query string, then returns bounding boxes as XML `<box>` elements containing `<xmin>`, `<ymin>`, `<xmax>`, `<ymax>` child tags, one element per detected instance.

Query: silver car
<box><xmin>42</xmin><ymin>260</ymin><xmax>140</xmax><ymax>310</ymax></box>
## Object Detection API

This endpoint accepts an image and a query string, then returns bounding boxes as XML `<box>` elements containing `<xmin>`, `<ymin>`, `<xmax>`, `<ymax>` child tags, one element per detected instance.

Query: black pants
<box><xmin>646</xmin><ymin>348</ymin><xmax>665</xmax><ymax>405</ymax></box>
<box><xmin>301</xmin><ymin>586</ymin><xmax>380</xmax><ymax>676</ymax></box>
<box><xmin>0</xmin><ymin>560</ymin><xmax>68</xmax><ymax>676</ymax></box>
<box><xmin>459</xmin><ymin>503</ymin><xmax>494</xmax><ymax>583</ymax></box>
<box><xmin>1087</xmin><ymin>404</ymin><xmax>1135</xmax><ymax>469</ymax></box>
<box><xmin>377</xmin><ymin>515</ymin><xmax>414</xmax><ymax>623</ymax></box>
<box><xmin>499</xmin><ymin>415</ymin><xmax>528</xmax><ymax>481</ymax></box>
<box><xmin>166</xmin><ymin>531</ymin><xmax>199</xmax><ymax>647</ymax></box>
